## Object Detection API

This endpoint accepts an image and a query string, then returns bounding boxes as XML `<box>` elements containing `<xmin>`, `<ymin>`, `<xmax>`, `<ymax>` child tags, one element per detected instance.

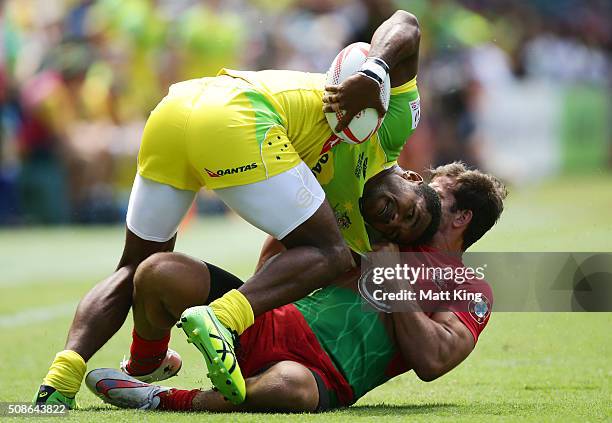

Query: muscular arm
<box><xmin>368</xmin><ymin>10</ymin><xmax>421</xmax><ymax>87</ymax></box>
<box><xmin>392</xmin><ymin>310</ymin><xmax>475</xmax><ymax>382</ymax></box>
<box><xmin>324</xmin><ymin>10</ymin><xmax>421</xmax><ymax>130</ymax></box>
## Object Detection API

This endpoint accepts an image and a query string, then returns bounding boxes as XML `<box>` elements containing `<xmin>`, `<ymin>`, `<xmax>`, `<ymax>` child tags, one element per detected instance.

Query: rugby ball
<box><xmin>325</xmin><ymin>42</ymin><xmax>391</xmax><ymax>144</ymax></box>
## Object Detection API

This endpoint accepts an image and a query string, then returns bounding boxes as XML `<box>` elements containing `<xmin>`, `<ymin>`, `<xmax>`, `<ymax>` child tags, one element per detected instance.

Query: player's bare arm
<box><xmin>324</xmin><ymin>10</ymin><xmax>421</xmax><ymax>131</ymax></box>
<box><xmin>392</xmin><ymin>310</ymin><xmax>475</xmax><ymax>382</ymax></box>
<box><xmin>367</xmin><ymin>240</ymin><xmax>475</xmax><ymax>381</ymax></box>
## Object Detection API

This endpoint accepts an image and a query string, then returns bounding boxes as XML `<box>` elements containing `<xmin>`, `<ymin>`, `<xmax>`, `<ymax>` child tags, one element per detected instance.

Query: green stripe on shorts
<box><xmin>244</xmin><ymin>90</ymin><xmax>284</xmax><ymax>146</ymax></box>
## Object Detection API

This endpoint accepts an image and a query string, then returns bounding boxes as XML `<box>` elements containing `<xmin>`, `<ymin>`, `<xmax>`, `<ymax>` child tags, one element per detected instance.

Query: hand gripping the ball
<box><xmin>323</xmin><ymin>73</ymin><xmax>387</xmax><ymax>133</ymax></box>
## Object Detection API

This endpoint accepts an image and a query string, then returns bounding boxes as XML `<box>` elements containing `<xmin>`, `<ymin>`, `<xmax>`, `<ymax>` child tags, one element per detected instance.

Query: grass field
<box><xmin>0</xmin><ymin>174</ymin><xmax>611</xmax><ymax>422</ymax></box>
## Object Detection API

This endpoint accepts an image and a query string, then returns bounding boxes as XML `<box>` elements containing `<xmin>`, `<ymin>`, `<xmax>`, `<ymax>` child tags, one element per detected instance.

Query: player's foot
<box><xmin>120</xmin><ymin>348</ymin><xmax>182</xmax><ymax>383</ymax></box>
<box><xmin>33</xmin><ymin>384</ymin><xmax>77</xmax><ymax>409</ymax></box>
<box><xmin>177</xmin><ymin>305</ymin><xmax>245</xmax><ymax>404</ymax></box>
<box><xmin>86</xmin><ymin>368</ymin><xmax>170</xmax><ymax>410</ymax></box>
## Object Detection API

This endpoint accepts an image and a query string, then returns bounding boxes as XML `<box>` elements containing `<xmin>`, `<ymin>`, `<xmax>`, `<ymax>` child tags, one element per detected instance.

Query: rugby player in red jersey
<box><xmin>85</xmin><ymin>162</ymin><xmax>507</xmax><ymax>412</ymax></box>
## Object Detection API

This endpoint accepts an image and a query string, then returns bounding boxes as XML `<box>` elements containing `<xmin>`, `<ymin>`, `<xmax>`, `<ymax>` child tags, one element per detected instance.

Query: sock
<box><xmin>158</xmin><ymin>389</ymin><xmax>199</xmax><ymax>411</ymax></box>
<box><xmin>125</xmin><ymin>330</ymin><xmax>170</xmax><ymax>376</ymax></box>
<box><xmin>209</xmin><ymin>289</ymin><xmax>254</xmax><ymax>335</ymax></box>
<box><xmin>42</xmin><ymin>350</ymin><xmax>86</xmax><ymax>398</ymax></box>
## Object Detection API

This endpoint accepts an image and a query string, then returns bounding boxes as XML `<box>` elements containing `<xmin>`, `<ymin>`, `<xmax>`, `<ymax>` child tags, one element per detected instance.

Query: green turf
<box><xmin>0</xmin><ymin>175</ymin><xmax>611</xmax><ymax>422</ymax></box>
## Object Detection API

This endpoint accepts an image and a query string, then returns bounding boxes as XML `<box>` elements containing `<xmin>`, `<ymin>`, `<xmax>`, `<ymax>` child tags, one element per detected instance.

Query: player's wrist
<box><xmin>358</xmin><ymin>57</ymin><xmax>390</xmax><ymax>85</ymax></box>
<box><xmin>357</xmin><ymin>70</ymin><xmax>383</xmax><ymax>86</ymax></box>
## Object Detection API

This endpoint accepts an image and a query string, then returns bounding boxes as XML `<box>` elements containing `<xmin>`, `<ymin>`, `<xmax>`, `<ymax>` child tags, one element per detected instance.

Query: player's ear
<box><xmin>453</xmin><ymin>209</ymin><xmax>472</xmax><ymax>229</ymax></box>
<box><xmin>402</xmin><ymin>170</ymin><xmax>423</xmax><ymax>182</ymax></box>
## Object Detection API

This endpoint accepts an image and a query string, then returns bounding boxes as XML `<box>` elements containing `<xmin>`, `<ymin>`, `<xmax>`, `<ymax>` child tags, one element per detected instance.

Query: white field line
<box><xmin>0</xmin><ymin>302</ymin><xmax>78</xmax><ymax>328</ymax></box>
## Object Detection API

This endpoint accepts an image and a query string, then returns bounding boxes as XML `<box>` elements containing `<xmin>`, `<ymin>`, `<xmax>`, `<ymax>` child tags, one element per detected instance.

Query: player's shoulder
<box><xmin>400</xmin><ymin>245</ymin><xmax>494</xmax><ymax>303</ymax></box>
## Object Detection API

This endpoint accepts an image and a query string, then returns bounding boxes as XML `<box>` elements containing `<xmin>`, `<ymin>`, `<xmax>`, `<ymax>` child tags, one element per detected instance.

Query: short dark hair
<box><xmin>429</xmin><ymin>162</ymin><xmax>508</xmax><ymax>250</ymax></box>
<box><xmin>412</xmin><ymin>183</ymin><xmax>441</xmax><ymax>245</ymax></box>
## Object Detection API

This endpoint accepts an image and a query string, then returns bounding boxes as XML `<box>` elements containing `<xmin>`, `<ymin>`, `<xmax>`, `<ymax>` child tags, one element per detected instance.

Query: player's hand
<box><xmin>323</xmin><ymin>73</ymin><xmax>386</xmax><ymax>132</ymax></box>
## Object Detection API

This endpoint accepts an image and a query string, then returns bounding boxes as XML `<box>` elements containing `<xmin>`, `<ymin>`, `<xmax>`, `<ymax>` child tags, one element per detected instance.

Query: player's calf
<box><xmin>123</xmin><ymin>253</ymin><xmax>210</xmax><ymax>380</ymax></box>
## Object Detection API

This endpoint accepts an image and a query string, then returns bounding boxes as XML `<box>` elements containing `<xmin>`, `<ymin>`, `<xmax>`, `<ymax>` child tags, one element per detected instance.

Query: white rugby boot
<box><xmin>119</xmin><ymin>348</ymin><xmax>182</xmax><ymax>383</ymax></box>
<box><xmin>86</xmin><ymin>368</ymin><xmax>171</xmax><ymax>410</ymax></box>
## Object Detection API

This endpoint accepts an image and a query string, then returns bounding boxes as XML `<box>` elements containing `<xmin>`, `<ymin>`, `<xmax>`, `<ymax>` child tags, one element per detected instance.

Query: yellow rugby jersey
<box><xmin>310</xmin><ymin>80</ymin><xmax>420</xmax><ymax>254</ymax></box>
<box><xmin>222</xmin><ymin>69</ymin><xmax>421</xmax><ymax>253</ymax></box>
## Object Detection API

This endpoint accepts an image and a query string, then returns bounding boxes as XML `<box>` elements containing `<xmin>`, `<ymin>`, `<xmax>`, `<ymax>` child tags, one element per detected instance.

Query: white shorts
<box><xmin>126</xmin><ymin>161</ymin><xmax>325</xmax><ymax>242</ymax></box>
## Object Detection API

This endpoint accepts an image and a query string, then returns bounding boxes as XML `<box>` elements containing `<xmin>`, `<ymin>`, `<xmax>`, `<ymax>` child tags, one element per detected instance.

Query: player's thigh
<box><xmin>119</xmin><ymin>175</ymin><xmax>196</xmax><ymax>269</ymax></box>
<box><xmin>134</xmin><ymin>253</ymin><xmax>210</xmax><ymax>313</ymax></box>
<box><xmin>214</xmin><ymin>160</ymin><xmax>342</xmax><ymax>248</ymax></box>
<box><xmin>134</xmin><ymin>252</ymin><xmax>244</xmax><ymax>311</ymax></box>
<box><xmin>126</xmin><ymin>174</ymin><xmax>196</xmax><ymax>243</ymax></box>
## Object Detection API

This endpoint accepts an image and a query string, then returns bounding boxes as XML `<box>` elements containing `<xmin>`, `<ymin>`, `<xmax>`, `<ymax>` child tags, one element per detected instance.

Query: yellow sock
<box><xmin>42</xmin><ymin>350</ymin><xmax>86</xmax><ymax>398</ymax></box>
<box><xmin>210</xmin><ymin>289</ymin><xmax>254</xmax><ymax>335</ymax></box>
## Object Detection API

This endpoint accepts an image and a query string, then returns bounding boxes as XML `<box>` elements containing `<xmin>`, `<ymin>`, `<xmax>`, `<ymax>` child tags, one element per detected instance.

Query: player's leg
<box><xmin>86</xmin><ymin>361</ymin><xmax>322</xmax><ymax>412</ymax></box>
<box><xmin>122</xmin><ymin>252</ymin><xmax>243</xmax><ymax>381</ymax></box>
<box><xmin>180</xmin><ymin>161</ymin><xmax>354</xmax><ymax>403</ymax></box>
<box><xmin>132</xmin><ymin>253</ymin><xmax>213</xmax><ymax>340</ymax></box>
<box><xmin>215</xmin><ymin>160</ymin><xmax>355</xmax><ymax>312</ymax></box>
<box><xmin>191</xmin><ymin>361</ymin><xmax>321</xmax><ymax>412</ymax></box>
<box><xmin>34</xmin><ymin>175</ymin><xmax>196</xmax><ymax>407</ymax></box>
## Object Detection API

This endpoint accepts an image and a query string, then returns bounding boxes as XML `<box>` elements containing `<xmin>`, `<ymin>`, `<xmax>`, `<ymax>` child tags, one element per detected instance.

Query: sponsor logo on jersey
<box><xmin>354</xmin><ymin>152</ymin><xmax>368</xmax><ymax>179</ymax></box>
<box><xmin>311</xmin><ymin>153</ymin><xmax>330</xmax><ymax>175</ymax></box>
<box><xmin>333</xmin><ymin>203</ymin><xmax>352</xmax><ymax>229</ymax></box>
<box><xmin>205</xmin><ymin>163</ymin><xmax>258</xmax><ymax>178</ymax></box>
<box><xmin>468</xmin><ymin>294</ymin><xmax>491</xmax><ymax>324</ymax></box>
<box><xmin>410</xmin><ymin>97</ymin><xmax>421</xmax><ymax>130</ymax></box>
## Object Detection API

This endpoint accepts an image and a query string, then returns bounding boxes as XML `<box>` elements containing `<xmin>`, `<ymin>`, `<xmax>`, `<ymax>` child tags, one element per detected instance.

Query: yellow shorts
<box><xmin>137</xmin><ymin>76</ymin><xmax>302</xmax><ymax>191</ymax></box>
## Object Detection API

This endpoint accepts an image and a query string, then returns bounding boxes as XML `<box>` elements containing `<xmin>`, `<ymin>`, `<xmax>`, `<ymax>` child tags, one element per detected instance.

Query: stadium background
<box><xmin>0</xmin><ymin>0</ymin><xmax>610</xmax><ymax>421</ymax></box>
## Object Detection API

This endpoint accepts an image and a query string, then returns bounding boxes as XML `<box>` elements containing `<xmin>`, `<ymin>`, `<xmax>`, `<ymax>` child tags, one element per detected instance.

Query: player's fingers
<box><xmin>335</xmin><ymin>110</ymin><xmax>354</xmax><ymax>132</ymax></box>
<box><xmin>374</xmin><ymin>99</ymin><xmax>386</xmax><ymax>117</ymax></box>
<box><xmin>323</xmin><ymin>102</ymin><xmax>340</xmax><ymax>114</ymax></box>
<box><xmin>324</xmin><ymin>85</ymin><xmax>340</xmax><ymax>93</ymax></box>
<box><xmin>323</xmin><ymin>93</ymin><xmax>337</xmax><ymax>104</ymax></box>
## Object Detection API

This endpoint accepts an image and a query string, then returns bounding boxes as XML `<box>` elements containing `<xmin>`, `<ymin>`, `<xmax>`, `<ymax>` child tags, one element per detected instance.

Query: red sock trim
<box><xmin>158</xmin><ymin>389</ymin><xmax>199</xmax><ymax>411</ymax></box>
<box><xmin>125</xmin><ymin>329</ymin><xmax>170</xmax><ymax>376</ymax></box>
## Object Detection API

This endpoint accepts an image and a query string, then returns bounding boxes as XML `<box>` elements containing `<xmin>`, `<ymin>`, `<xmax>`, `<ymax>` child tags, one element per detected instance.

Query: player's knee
<box><xmin>133</xmin><ymin>252</ymin><xmax>176</xmax><ymax>295</ymax></box>
<box><xmin>268</xmin><ymin>362</ymin><xmax>318</xmax><ymax>411</ymax></box>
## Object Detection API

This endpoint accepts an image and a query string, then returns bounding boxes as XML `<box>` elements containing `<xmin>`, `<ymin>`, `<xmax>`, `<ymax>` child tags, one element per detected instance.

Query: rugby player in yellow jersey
<box><xmin>34</xmin><ymin>11</ymin><xmax>423</xmax><ymax>407</ymax></box>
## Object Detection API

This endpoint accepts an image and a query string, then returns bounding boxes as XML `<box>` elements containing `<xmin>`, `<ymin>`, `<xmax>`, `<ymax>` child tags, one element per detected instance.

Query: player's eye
<box><xmin>406</xmin><ymin>206</ymin><xmax>415</xmax><ymax>220</ymax></box>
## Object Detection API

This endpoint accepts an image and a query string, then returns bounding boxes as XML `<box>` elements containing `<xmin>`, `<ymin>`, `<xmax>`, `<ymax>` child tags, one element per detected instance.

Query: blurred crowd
<box><xmin>1</xmin><ymin>0</ymin><xmax>610</xmax><ymax>224</ymax></box>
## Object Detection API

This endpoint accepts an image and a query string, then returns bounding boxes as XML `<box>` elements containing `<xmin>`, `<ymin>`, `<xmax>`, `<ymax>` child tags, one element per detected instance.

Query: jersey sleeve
<box><xmin>448</xmin><ymin>281</ymin><xmax>494</xmax><ymax>344</ymax></box>
<box><xmin>376</xmin><ymin>77</ymin><xmax>421</xmax><ymax>163</ymax></box>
